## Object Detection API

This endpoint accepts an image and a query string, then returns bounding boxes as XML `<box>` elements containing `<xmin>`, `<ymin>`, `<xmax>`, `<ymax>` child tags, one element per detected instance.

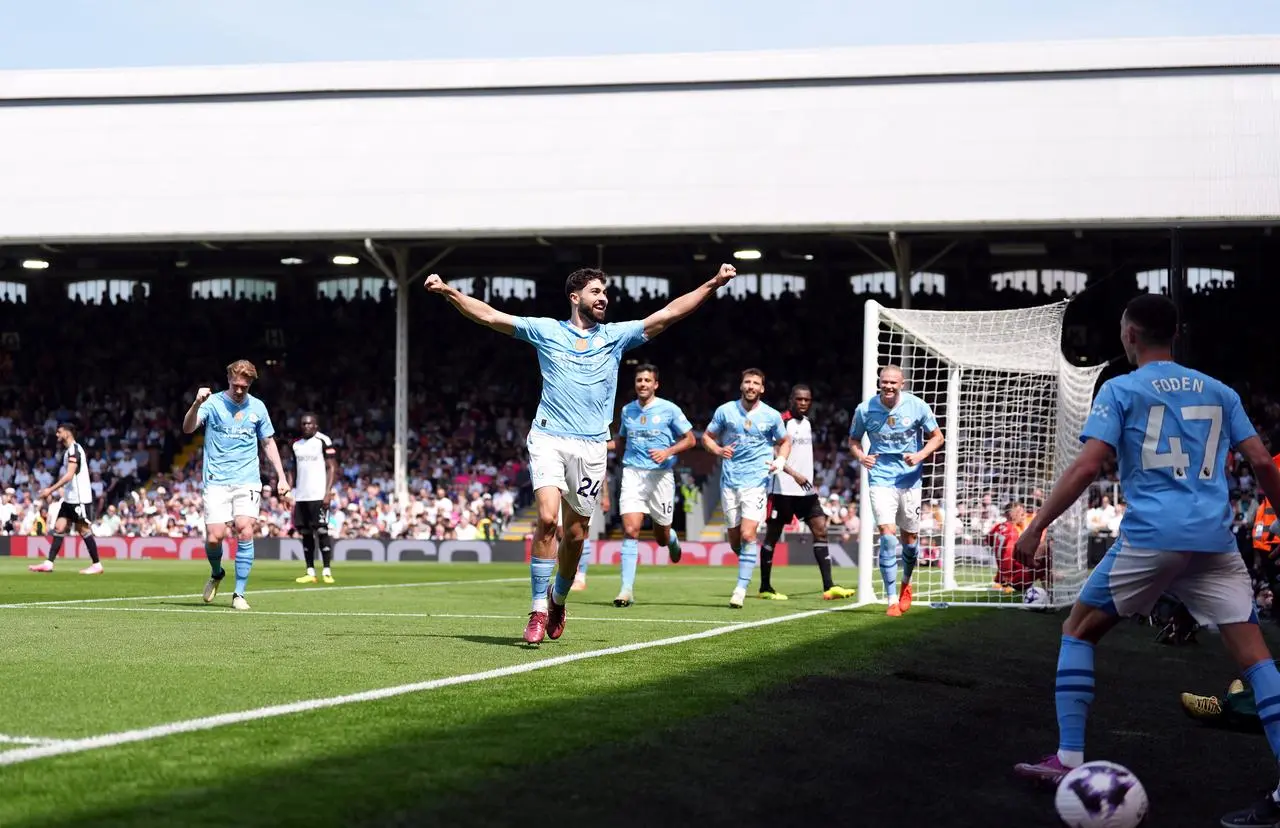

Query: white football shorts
<box><xmin>527</xmin><ymin>431</ymin><xmax>607</xmax><ymax>518</ymax></box>
<box><xmin>722</xmin><ymin>486</ymin><xmax>767</xmax><ymax>528</ymax></box>
<box><xmin>1079</xmin><ymin>540</ymin><xmax>1255</xmax><ymax>625</ymax></box>
<box><xmin>203</xmin><ymin>484</ymin><xmax>262</xmax><ymax>526</ymax></box>
<box><xmin>869</xmin><ymin>485</ymin><xmax>922</xmax><ymax>534</ymax></box>
<box><xmin>619</xmin><ymin>466</ymin><xmax>675</xmax><ymax>525</ymax></box>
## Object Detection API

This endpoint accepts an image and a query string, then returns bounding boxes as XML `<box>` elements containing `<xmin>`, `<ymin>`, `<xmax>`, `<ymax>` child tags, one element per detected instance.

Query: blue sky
<box><xmin>2</xmin><ymin>0</ymin><xmax>1278</xmax><ymax>70</ymax></box>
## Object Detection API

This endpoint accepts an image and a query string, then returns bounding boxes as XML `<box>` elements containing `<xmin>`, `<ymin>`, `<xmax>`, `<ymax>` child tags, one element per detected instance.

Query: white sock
<box><xmin>306</xmin><ymin>567</ymin><xmax>316</xmax><ymax>576</ymax></box>
<box><xmin>322</xmin><ymin>567</ymin><xmax>331</xmax><ymax>576</ymax></box>
<box><xmin>1058</xmin><ymin>749</ymin><xmax>1083</xmax><ymax>768</ymax></box>
<box><xmin>532</xmin><ymin>597</ymin><xmax>548</xmax><ymax>613</ymax></box>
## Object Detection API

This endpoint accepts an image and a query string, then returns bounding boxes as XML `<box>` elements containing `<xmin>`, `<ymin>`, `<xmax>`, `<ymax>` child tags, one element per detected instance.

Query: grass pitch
<box><xmin>0</xmin><ymin>559</ymin><xmax>1271</xmax><ymax>827</ymax></box>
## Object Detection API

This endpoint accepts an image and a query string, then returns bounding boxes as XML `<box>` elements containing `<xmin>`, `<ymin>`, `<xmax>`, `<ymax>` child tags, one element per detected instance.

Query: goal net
<box><xmin>856</xmin><ymin>299</ymin><xmax>1105</xmax><ymax>608</ymax></box>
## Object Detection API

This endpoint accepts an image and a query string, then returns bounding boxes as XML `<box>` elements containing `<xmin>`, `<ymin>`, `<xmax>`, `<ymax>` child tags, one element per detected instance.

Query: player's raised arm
<box><xmin>182</xmin><ymin>386</ymin><xmax>213</xmax><ymax>434</ymax></box>
<box><xmin>642</xmin><ymin>264</ymin><xmax>736</xmax><ymax>339</ymax></box>
<box><xmin>423</xmin><ymin>274</ymin><xmax>516</xmax><ymax>336</ymax></box>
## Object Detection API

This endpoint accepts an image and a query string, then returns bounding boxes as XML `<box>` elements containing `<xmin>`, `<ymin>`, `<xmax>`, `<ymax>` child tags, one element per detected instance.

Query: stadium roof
<box><xmin>2</xmin><ymin>36</ymin><xmax>1280</xmax><ymax>244</ymax></box>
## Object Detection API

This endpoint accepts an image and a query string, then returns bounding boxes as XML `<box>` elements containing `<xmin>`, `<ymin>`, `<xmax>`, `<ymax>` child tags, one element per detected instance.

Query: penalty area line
<box><xmin>0</xmin><ymin>577</ymin><xmax>527</xmax><ymax>609</ymax></box>
<box><xmin>15</xmin><ymin>605</ymin><xmax>734</xmax><ymax>625</ymax></box>
<box><xmin>0</xmin><ymin>604</ymin><xmax>850</xmax><ymax>767</ymax></box>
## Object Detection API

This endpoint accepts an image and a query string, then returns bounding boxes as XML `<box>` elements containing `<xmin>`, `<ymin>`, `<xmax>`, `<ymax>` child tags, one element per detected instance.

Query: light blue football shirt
<box><xmin>849</xmin><ymin>392</ymin><xmax>938</xmax><ymax>489</ymax></box>
<box><xmin>1081</xmin><ymin>360</ymin><xmax>1255</xmax><ymax>554</ymax></box>
<box><xmin>618</xmin><ymin>397</ymin><xmax>694</xmax><ymax>471</ymax></box>
<box><xmin>196</xmin><ymin>392</ymin><xmax>275</xmax><ymax>488</ymax></box>
<box><xmin>514</xmin><ymin>318</ymin><xmax>648</xmax><ymax>442</ymax></box>
<box><xmin>706</xmin><ymin>400</ymin><xmax>787</xmax><ymax>490</ymax></box>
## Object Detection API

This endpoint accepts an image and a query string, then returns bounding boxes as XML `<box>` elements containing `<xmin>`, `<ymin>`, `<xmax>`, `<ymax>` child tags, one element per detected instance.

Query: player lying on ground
<box><xmin>848</xmin><ymin>364</ymin><xmax>944</xmax><ymax>616</ymax></box>
<box><xmin>987</xmin><ymin>501</ymin><xmax>1049</xmax><ymax>593</ymax></box>
<box><xmin>424</xmin><ymin>264</ymin><xmax>736</xmax><ymax>644</ymax></box>
<box><xmin>1009</xmin><ymin>294</ymin><xmax>1280</xmax><ymax>828</ymax></box>
<box><xmin>29</xmin><ymin>422</ymin><xmax>103</xmax><ymax>575</ymax></box>
<box><xmin>291</xmin><ymin>412</ymin><xmax>338</xmax><ymax>584</ymax></box>
<box><xmin>758</xmin><ymin>385</ymin><xmax>855</xmax><ymax>601</ymax></box>
<box><xmin>182</xmin><ymin>360</ymin><xmax>290</xmax><ymax>611</ymax></box>
<box><xmin>606</xmin><ymin>363</ymin><xmax>696</xmax><ymax>606</ymax></box>
<box><xmin>702</xmin><ymin>368</ymin><xmax>795</xmax><ymax>609</ymax></box>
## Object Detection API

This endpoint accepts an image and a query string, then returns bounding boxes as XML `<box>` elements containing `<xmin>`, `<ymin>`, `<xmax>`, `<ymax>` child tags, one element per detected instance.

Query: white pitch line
<box><xmin>0</xmin><ymin>604</ymin><xmax>849</xmax><ymax>767</ymax></box>
<box><xmin>0</xmin><ymin>577</ymin><xmax>526</xmax><ymax>609</ymax></box>
<box><xmin>0</xmin><ymin>735</ymin><xmax>68</xmax><ymax>746</ymax></box>
<box><xmin>20</xmin><ymin>605</ymin><xmax>732</xmax><ymax>625</ymax></box>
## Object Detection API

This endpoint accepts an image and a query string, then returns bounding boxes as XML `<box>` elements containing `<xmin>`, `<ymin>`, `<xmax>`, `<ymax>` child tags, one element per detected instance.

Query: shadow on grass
<box><xmin>22</xmin><ymin>610</ymin><xmax>1280</xmax><ymax>828</ymax></box>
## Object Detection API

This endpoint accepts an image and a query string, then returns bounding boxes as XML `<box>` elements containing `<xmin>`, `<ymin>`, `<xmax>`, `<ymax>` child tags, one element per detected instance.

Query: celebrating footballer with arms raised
<box><xmin>425</xmin><ymin>264</ymin><xmax>736</xmax><ymax>644</ymax></box>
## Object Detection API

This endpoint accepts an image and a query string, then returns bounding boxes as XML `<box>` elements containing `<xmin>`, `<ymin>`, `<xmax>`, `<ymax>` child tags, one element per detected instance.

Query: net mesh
<box><xmin>869</xmin><ymin>301</ymin><xmax>1104</xmax><ymax>607</ymax></box>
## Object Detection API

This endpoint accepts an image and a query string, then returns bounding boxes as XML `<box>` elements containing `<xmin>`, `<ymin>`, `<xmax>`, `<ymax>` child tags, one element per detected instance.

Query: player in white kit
<box><xmin>291</xmin><ymin>413</ymin><xmax>338</xmax><ymax>584</ymax></box>
<box><xmin>29</xmin><ymin>422</ymin><xmax>103</xmax><ymax>575</ymax></box>
<box><xmin>758</xmin><ymin>385</ymin><xmax>856</xmax><ymax>601</ymax></box>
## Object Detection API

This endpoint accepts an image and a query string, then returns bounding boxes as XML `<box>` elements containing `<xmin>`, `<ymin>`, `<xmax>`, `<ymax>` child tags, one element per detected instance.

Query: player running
<box><xmin>182</xmin><ymin>360</ymin><xmax>290</xmax><ymax>611</ymax></box>
<box><xmin>1009</xmin><ymin>295</ymin><xmax>1280</xmax><ymax>828</ymax></box>
<box><xmin>607</xmin><ymin>363</ymin><xmax>696</xmax><ymax>607</ymax></box>
<box><xmin>758</xmin><ymin>385</ymin><xmax>855</xmax><ymax>602</ymax></box>
<box><xmin>29</xmin><ymin>423</ymin><xmax>103</xmax><ymax>575</ymax></box>
<box><xmin>849</xmin><ymin>364</ymin><xmax>944</xmax><ymax>616</ymax></box>
<box><xmin>424</xmin><ymin>264</ymin><xmax>736</xmax><ymax>644</ymax></box>
<box><xmin>291</xmin><ymin>413</ymin><xmax>338</xmax><ymax>585</ymax></box>
<box><xmin>703</xmin><ymin>368</ymin><xmax>794</xmax><ymax>608</ymax></box>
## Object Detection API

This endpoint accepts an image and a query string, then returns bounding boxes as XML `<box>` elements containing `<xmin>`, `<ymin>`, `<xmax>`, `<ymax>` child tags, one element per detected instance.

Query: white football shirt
<box><xmin>61</xmin><ymin>441</ymin><xmax>92</xmax><ymax>505</ymax></box>
<box><xmin>292</xmin><ymin>433</ymin><xmax>336</xmax><ymax>502</ymax></box>
<box><xmin>771</xmin><ymin>416</ymin><xmax>814</xmax><ymax>496</ymax></box>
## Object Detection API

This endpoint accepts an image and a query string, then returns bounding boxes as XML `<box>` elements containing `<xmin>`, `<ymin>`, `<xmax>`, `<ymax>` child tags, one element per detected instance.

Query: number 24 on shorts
<box><xmin>576</xmin><ymin>477</ymin><xmax>602</xmax><ymax>498</ymax></box>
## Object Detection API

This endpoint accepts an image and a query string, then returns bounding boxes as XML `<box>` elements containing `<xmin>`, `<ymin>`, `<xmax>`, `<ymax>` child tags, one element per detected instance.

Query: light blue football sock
<box><xmin>878</xmin><ymin>534</ymin><xmax>899</xmax><ymax>600</ymax></box>
<box><xmin>901</xmin><ymin>541</ymin><xmax>919</xmax><ymax>585</ymax></box>
<box><xmin>552</xmin><ymin>571</ymin><xmax>574</xmax><ymax>605</ymax></box>
<box><xmin>737</xmin><ymin>541</ymin><xmax>759</xmax><ymax>591</ymax></box>
<box><xmin>530</xmin><ymin>557</ymin><xmax>555</xmax><ymax>608</ymax></box>
<box><xmin>577</xmin><ymin>539</ymin><xmax>592</xmax><ymax>577</ymax></box>
<box><xmin>234</xmin><ymin>538</ymin><xmax>254</xmax><ymax>595</ymax></box>
<box><xmin>1245</xmin><ymin>659</ymin><xmax>1280</xmax><ymax>763</ymax></box>
<box><xmin>1056</xmin><ymin>634</ymin><xmax>1095</xmax><ymax>765</ymax></box>
<box><xmin>620</xmin><ymin>538</ymin><xmax>639</xmax><ymax>594</ymax></box>
<box><xmin>667</xmin><ymin>529</ymin><xmax>680</xmax><ymax>553</ymax></box>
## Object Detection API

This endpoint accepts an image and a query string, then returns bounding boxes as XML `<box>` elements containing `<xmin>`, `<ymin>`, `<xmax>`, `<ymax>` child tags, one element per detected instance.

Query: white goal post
<box><xmin>856</xmin><ymin>299</ymin><xmax>1106</xmax><ymax>608</ymax></box>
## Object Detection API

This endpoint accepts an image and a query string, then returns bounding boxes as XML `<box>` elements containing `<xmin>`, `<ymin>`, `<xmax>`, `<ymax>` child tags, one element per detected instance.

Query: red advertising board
<box><xmin>524</xmin><ymin>538</ymin><xmax>790</xmax><ymax>566</ymax></box>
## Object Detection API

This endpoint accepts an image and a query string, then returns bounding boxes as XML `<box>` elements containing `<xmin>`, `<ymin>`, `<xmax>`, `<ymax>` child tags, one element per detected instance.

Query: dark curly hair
<box><xmin>565</xmin><ymin>268</ymin><xmax>608</xmax><ymax>298</ymax></box>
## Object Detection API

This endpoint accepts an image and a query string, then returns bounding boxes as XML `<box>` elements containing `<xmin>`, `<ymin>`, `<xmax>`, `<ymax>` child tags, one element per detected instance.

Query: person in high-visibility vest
<box><xmin>1254</xmin><ymin>455</ymin><xmax>1280</xmax><ymax>555</ymax></box>
<box><xmin>1250</xmin><ymin>453</ymin><xmax>1280</xmax><ymax>600</ymax></box>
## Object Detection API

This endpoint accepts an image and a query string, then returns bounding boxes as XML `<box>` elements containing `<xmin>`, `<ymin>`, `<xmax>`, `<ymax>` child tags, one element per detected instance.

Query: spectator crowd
<box><xmin>0</xmin><ymin>267</ymin><xmax>1273</xmax><ymax>549</ymax></box>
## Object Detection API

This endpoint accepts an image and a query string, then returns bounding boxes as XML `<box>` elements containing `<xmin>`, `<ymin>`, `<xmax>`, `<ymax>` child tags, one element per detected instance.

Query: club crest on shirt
<box><xmin>249</xmin><ymin>413</ymin><xmax>260</xmax><ymax>423</ymax></box>
<box><xmin>652</xmin><ymin>415</ymin><xmax>662</xmax><ymax>424</ymax></box>
<box><xmin>592</xmin><ymin>335</ymin><xmax>606</xmax><ymax>349</ymax></box>
<box><xmin>574</xmin><ymin>338</ymin><xmax>588</xmax><ymax>352</ymax></box>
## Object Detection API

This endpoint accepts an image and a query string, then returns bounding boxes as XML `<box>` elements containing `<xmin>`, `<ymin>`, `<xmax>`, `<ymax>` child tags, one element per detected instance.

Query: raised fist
<box><xmin>423</xmin><ymin>274</ymin><xmax>446</xmax><ymax>293</ymax></box>
<box><xmin>194</xmin><ymin>387</ymin><xmax>212</xmax><ymax>404</ymax></box>
<box><xmin>713</xmin><ymin>264</ymin><xmax>737</xmax><ymax>287</ymax></box>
